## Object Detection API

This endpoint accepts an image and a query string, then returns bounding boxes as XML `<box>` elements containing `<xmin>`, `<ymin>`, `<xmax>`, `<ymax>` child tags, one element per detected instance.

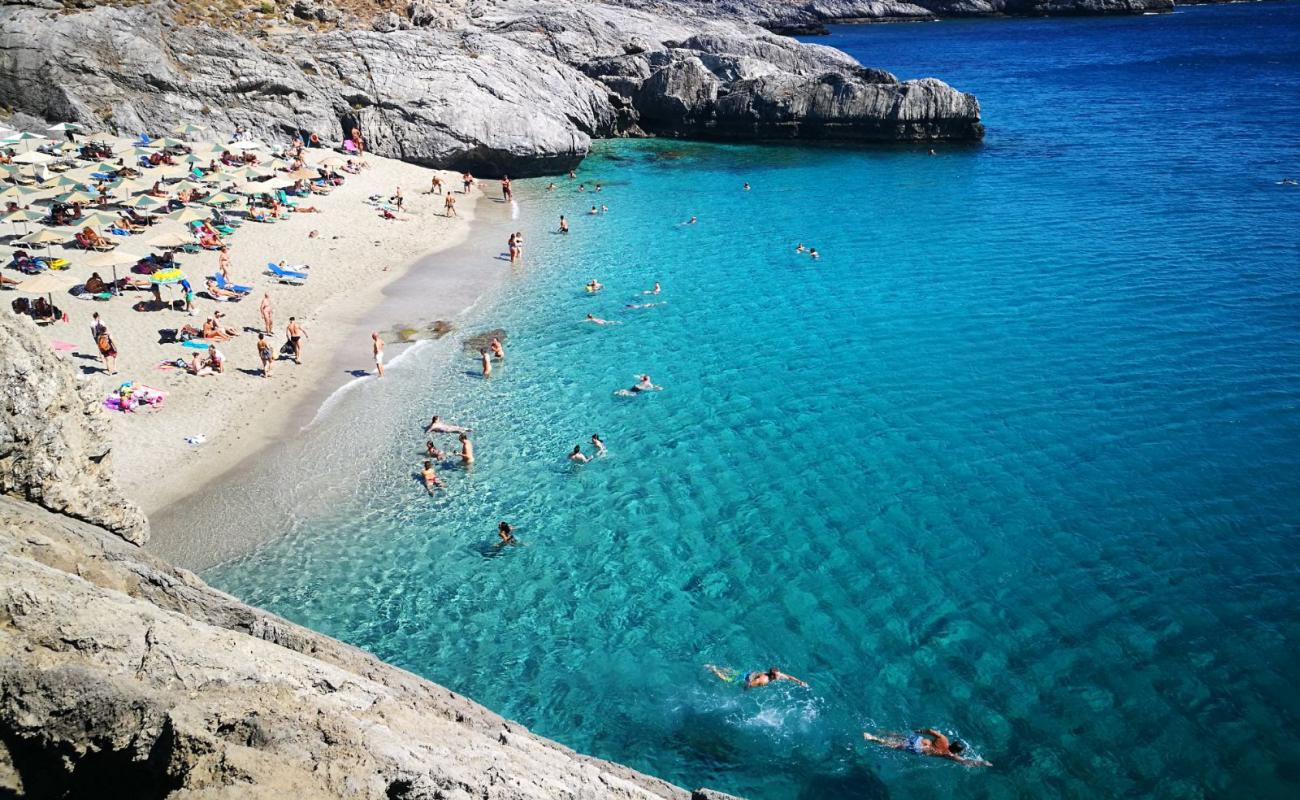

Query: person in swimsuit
<box><xmin>420</xmin><ymin>460</ymin><xmax>443</xmax><ymax>493</ymax></box>
<box><xmin>569</xmin><ymin>445</ymin><xmax>590</xmax><ymax>463</ymax></box>
<box><xmin>586</xmin><ymin>279</ymin><xmax>603</xmax><ymax>293</ymax></box>
<box><xmin>585</xmin><ymin>314</ymin><xmax>618</xmax><ymax>325</ymax></box>
<box><xmin>425</xmin><ymin>415</ymin><xmax>470</xmax><ymax>434</ymax></box>
<box><xmin>426</xmin><ymin>441</ymin><xmax>448</xmax><ymax>460</ymax></box>
<box><xmin>591</xmin><ymin>433</ymin><xmax>606</xmax><ymax>456</ymax></box>
<box><xmin>490</xmin><ymin>337</ymin><xmax>505</xmax><ymax>360</ymax></box>
<box><xmin>285</xmin><ymin>317</ymin><xmax>306</xmax><ymax>364</ymax></box>
<box><xmin>644</xmin><ymin>282</ymin><xmax>661</xmax><ymax>295</ymax></box>
<box><xmin>260</xmin><ymin>292</ymin><xmax>274</xmax><ymax>334</ymax></box>
<box><xmin>372</xmin><ymin>331</ymin><xmax>385</xmax><ymax>377</ymax></box>
<box><xmin>559</xmin><ymin>215</ymin><xmax>569</xmax><ymax>233</ymax></box>
<box><xmin>498</xmin><ymin>521</ymin><xmax>515</xmax><ymax>544</ymax></box>
<box><xmin>630</xmin><ymin>374</ymin><xmax>661</xmax><ymax>392</ymax></box>
<box><xmin>862</xmin><ymin>728</ymin><xmax>991</xmax><ymax>767</ymax></box>
<box><xmin>457</xmin><ymin>433</ymin><xmax>475</xmax><ymax>465</ymax></box>
<box><xmin>705</xmin><ymin>665</ymin><xmax>808</xmax><ymax>689</ymax></box>
<box><xmin>480</xmin><ymin>348</ymin><xmax>492</xmax><ymax>378</ymax></box>
<box><xmin>256</xmin><ymin>333</ymin><xmax>273</xmax><ymax>377</ymax></box>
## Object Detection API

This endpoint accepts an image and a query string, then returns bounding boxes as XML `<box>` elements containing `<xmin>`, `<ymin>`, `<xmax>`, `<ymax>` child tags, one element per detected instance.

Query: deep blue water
<box><xmin>209</xmin><ymin>5</ymin><xmax>1300</xmax><ymax>798</ymax></box>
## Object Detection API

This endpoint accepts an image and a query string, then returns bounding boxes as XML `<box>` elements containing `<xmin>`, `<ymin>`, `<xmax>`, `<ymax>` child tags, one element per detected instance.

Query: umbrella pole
<box><xmin>112</xmin><ymin>265</ymin><xmax>119</xmax><ymax>296</ymax></box>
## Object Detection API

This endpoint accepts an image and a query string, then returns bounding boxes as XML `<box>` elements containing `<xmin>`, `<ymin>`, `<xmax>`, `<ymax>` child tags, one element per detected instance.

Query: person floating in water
<box><xmin>743</xmin><ymin>182</ymin><xmax>751</xmax><ymax>191</ymax></box>
<box><xmin>705</xmin><ymin>665</ymin><xmax>808</xmax><ymax>689</ymax></box>
<box><xmin>625</xmin><ymin>302</ymin><xmax>663</xmax><ymax>310</ymax></box>
<box><xmin>584</xmin><ymin>313</ymin><xmax>619</xmax><ymax>325</ymax></box>
<box><xmin>862</xmin><ymin>729</ymin><xmax>991</xmax><ymax>767</ymax></box>
<box><xmin>425</xmin><ymin>415</ymin><xmax>470</xmax><ymax>434</ymax></box>
<box><xmin>569</xmin><ymin>445</ymin><xmax>590</xmax><ymax>463</ymax></box>
<box><xmin>420</xmin><ymin>460</ymin><xmax>443</xmax><ymax>493</ymax></box>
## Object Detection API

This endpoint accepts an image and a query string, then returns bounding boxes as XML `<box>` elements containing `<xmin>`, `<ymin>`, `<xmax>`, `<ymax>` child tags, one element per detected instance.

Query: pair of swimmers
<box><xmin>569</xmin><ymin>434</ymin><xmax>607</xmax><ymax>463</ymax></box>
<box><xmin>706</xmin><ymin>665</ymin><xmax>990</xmax><ymax>767</ymax></box>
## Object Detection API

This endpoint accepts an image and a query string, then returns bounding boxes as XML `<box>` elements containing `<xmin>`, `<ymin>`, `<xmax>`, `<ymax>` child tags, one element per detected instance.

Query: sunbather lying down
<box><xmin>0</xmin><ymin>273</ymin><xmax>18</xmax><ymax>287</ymax></box>
<box><xmin>205</xmin><ymin>278</ymin><xmax>246</xmax><ymax>300</ymax></box>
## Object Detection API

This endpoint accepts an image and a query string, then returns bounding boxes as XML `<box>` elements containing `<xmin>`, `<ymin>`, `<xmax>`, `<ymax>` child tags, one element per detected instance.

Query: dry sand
<box><xmin>12</xmin><ymin>146</ymin><xmax>490</xmax><ymax>516</ymax></box>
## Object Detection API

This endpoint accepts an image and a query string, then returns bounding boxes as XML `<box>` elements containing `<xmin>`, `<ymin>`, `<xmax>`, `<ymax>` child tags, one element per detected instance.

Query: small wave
<box><xmin>303</xmin><ymin>339</ymin><xmax>433</xmax><ymax>430</ymax></box>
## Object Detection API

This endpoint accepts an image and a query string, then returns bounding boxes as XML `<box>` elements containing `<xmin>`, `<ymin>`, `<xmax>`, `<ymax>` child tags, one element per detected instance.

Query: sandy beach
<box><xmin>10</xmin><ymin>141</ymin><xmax>490</xmax><ymax>516</ymax></box>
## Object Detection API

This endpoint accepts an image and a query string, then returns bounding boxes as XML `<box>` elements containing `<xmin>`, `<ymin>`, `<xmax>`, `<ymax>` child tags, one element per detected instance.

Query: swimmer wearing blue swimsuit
<box><xmin>705</xmin><ymin>664</ymin><xmax>808</xmax><ymax>689</ymax></box>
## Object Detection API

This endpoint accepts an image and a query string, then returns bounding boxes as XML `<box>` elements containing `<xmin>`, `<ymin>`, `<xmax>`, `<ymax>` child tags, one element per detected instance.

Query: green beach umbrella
<box><xmin>173</xmin><ymin>123</ymin><xmax>209</xmax><ymax>138</ymax></box>
<box><xmin>123</xmin><ymin>194</ymin><xmax>164</xmax><ymax>211</ymax></box>
<box><xmin>4</xmin><ymin>131</ymin><xmax>48</xmax><ymax>151</ymax></box>
<box><xmin>53</xmin><ymin>190</ymin><xmax>96</xmax><ymax>204</ymax></box>
<box><xmin>149</xmin><ymin>137</ymin><xmax>188</xmax><ymax>149</ymax></box>
<box><xmin>47</xmin><ymin>122</ymin><xmax>83</xmax><ymax>133</ymax></box>
<box><xmin>79</xmin><ymin>210</ymin><xmax>124</xmax><ymax>229</ymax></box>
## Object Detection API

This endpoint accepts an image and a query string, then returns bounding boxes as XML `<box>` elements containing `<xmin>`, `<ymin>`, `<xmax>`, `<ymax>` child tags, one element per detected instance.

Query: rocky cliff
<box><xmin>0</xmin><ymin>313</ymin><xmax>735</xmax><ymax>798</ymax></box>
<box><xmin>0</xmin><ymin>0</ymin><xmax>982</xmax><ymax>175</ymax></box>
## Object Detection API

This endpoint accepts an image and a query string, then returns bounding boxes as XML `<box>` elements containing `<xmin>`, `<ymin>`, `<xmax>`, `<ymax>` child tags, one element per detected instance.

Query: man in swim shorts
<box><xmin>421</xmin><ymin>460</ymin><xmax>443</xmax><ymax>493</ymax></box>
<box><xmin>862</xmin><ymin>728</ymin><xmax>991</xmax><ymax>767</ymax></box>
<box><xmin>705</xmin><ymin>664</ymin><xmax>808</xmax><ymax>689</ymax></box>
<box><xmin>372</xmin><ymin>331</ymin><xmax>384</xmax><ymax>378</ymax></box>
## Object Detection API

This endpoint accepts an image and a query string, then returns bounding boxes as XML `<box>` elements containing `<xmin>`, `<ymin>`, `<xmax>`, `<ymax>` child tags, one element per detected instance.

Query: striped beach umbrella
<box><xmin>149</xmin><ymin>267</ymin><xmax>186</xmax><ymax>285</ymax></box>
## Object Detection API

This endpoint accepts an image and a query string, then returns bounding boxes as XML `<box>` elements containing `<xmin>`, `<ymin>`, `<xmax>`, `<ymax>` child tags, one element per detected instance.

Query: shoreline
<box><xmin>94</xmin><ymin>157</ymin><xmax>489</xmax><ymax>518</ymax></box>
<box><xmin>144</xmin><ymin>185</ymin><xmax>528</xmax><ymax>570</ymax></box>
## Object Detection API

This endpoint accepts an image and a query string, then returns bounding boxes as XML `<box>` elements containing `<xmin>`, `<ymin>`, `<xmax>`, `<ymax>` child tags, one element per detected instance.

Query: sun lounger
<box><xmin>266</xmin><ymin>262</ymin><xmax>308</xmax><ymax>283</ymax></box>
<box><xmin>212</xmin><ymin>274</ymin><xmax>253</xmax><ymax>294</ymax></box>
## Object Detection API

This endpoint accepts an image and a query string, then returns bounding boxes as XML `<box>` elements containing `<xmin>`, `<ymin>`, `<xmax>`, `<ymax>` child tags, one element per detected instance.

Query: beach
<box><xmin>15</xmin><ymin>145</ymin><xmax>491</xmax><ymax>517</ymax></box>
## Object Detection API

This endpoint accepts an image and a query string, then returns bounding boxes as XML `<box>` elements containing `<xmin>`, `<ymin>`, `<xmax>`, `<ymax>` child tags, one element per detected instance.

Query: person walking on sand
<box><xmin>444</xmin><ymin>193</ymin><xmax>457</xmax><ymax>217</ymax></box>
<box><xmin>218</xmin><ymin>248</ymin><xmax>232</xmax><ymax>282</ymax></box>
<box><xmin>90</xmin><ymin>312</ymin><xmax>117</xmax><ymax>375</ymax></box>
<box><xmin>490</xmin><ymin>337</ymin><xmax>505</xmax><ymax>360</ymax></box>
<box><xmin>457</xmin><ymin>432</ymin><xmax>475</xmax><ymax>465</ymax></box>
<box><xmin>372</xmin><ymin>331</ymin><xmax>385</xmax><ymax>378</ymax></box>
<box><xmin>862</xmin><ymin>729</ymin><xmax>991</xmax><ymax>768</ymax></box>
<box><xmin>480</xmin><ymin>348</ymin><xmax>492</xmax><ymax>378</ymax></box>
<box><xmin>706</xmin><ymin>665</ymin><xmax>808</xmax><ymax>689</ymax></box>
<box><xmin>429</xmin><ymin>175</ymin><xmax>442</xmax><ymax>194</ymax></box>
<box><xmin>421</xmin><ymin>460</ymin><xmax>443</xmax><ymax>493</ymax></box>
<box><xmin>260</xmin><ymin>292</ymin><xmax>273</xmax><ymax>334</ymax></box>
<box><xmin>256</xmin><ymin>333</ymin><xmax>273</xmax><ymax>378</ymax></box>
<box><xmin>462</xmin><ymin>172</ymin><xmax>474</xmax><ymax>194</ymax></box>
<box><xmin>501</xmin><ymin>175</ymin><xmax>512</xmax><ymax>202</ymax></box>
<box><xmin>286</xmin><ymin>317</ymin><xmax>306</xmax><ymax>364</ymax></box>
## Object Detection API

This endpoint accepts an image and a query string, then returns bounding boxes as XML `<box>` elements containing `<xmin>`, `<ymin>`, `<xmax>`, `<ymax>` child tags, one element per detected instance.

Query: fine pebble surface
<box><xmin>207</xmin><ymin>5</ymin><xmax>1300</xmax><ymax>799</ymax></box>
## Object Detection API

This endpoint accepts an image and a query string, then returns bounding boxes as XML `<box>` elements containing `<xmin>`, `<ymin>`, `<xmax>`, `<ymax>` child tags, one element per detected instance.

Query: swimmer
<box><xmin>490</xmin><ymin>337</ymin><xmax>505</xmax><ymax>360</ymax></box>
<box><xmin>589</xmin><ymin>205</ymin><xmax>599</xmax><ymax>215</ymax></box>
<box><xmin>591</xmin><ymin>433</ymin><xmax>606</xmax><ymax>456</ymax></box>
<box><xmin>420</xmin><ymin>460</ymin><xmax>443</xmax><ymax>493</ymax></box>
<box><xmin>546</xmin><ymin>182</ymin><xmax>557</xmax><ymax>191</ymax></box>
<box><xmin>426</xmin><ymin>441</ymin><xmax>448</xmax><ymax>460</ymax></box>
<box><xmin>682</xmin><ymin>216</ymin><xmax>697</xmax><ymax>225</ymax></box>
<box><xmin>457</xmin><ymin>432</ymin><xmax>475</xmax><ymax>465</ymax></box>
<box><xmin>594</xmin><ymin>182</ymin><xmax>602</xmax><ymax>192</ymax></box>
<box><xmin>601</xmin><ymin>204</ymin><xmax>609</xmax><ymax>214</ymax></box>
<box><xmin>643</xmin><ymin>281</ymin><xmax>661</xmax><ymax>295</ymax></box>
<box><xmin>863</xmin><ymin>729</ymin><xmax>991</xmax><ymax>768</ymax></box>
<box><xmin>705</xmin><ymin>665</ymin><xmax>808</xmax><ymax>689</ymax></box>
<box><xmin>809</xmin><ymin>248</ymin><xmax>819</xmax><ymax>259</ymax></box>
<box><xmin>498</xmin><ymin>521</ymin><xmax>516</xmax><ymax>544</ymax></box>
<box><xmin>796</xmin><ymin>243</ymin><xmax>806</xmax><ymax>253</ymax></box>
<box><xmin>743</xmin><ymin>182</ymin><xmax>750</xmax><ymax>191</ymax></box>
<box><xmin>584</xmin><ymin>313</ymin><xmax>619</xmax><ymax>325</ymax></box>
<box><xmin>585</xmin><ymin>279</ymin><xmax>603</xmax><ymax>293</ymax></box>
<box><xmin>569</xmin><ymin>445</ymin><xmax>590</xmax><ymax>463</ymax></box>
<box><xmin>559</xmin><ymin>215</ymin><xmax>569</xmax><ymax>233</ymax></box>
<box><xmin>625</xmin><ymin>302</ymin><xmax>664</xmax><ymax>310</ymax></box>
<box><xmin>480</xmin><ymin>348</ymin><xmax>492</xmax><ymax>378</ymax></box>
<box><xmin>425</xmin><ymin>415</ymin><xmax>470</xmax><ymax>434</ymax></box>
<box><xmin>578</xmin><ymin>183</ymin><xmax>586</xmax><ymax>193</ymax></box>
<box><xmin>626</xmin><ymin>374</ymin><xmax>661</xmax><ymax>393</ymax></box>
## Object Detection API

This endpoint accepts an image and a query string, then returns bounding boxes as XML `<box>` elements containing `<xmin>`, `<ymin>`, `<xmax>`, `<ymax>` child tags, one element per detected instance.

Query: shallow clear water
<box><xmin>208</xmin><ymin>5</ymin><xmax>1300</xmax><ymax>798</ymax></box>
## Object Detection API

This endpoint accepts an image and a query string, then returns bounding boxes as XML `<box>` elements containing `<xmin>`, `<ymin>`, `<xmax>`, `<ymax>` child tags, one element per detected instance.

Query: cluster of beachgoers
<box><xmin>0</xmin><ymin>120</ymin><xmax>477</xmax><ymax>513</ymax></box>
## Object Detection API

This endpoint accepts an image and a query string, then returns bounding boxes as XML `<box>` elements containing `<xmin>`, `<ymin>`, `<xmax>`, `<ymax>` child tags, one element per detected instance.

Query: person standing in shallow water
<box><xmin>480</xmin><ymin>348</ymin><xmax>492</xmax><ymax>378</ymax></box>
<box><xmin>559</xmin><ymin>215</ymin><xmax>569</xmax><ymax>234</ymax></box>
<box><xmin>457</xmin><ymin>433</ymin><xmax>474</xmax><ymax>466</ymax></box>
<box><xmin>490</xmin><ymin>337</ymin><xmax>505</xmax><ymax>360</ymax></box>
<box><xmin>372</xmin><ymin>332</ymin><xmax>385</xmax><ymax>378</ymax></box>
<box><xmin>498</xmin><ymin>521</ymin><xmax>515</xmax><ymax>544</ymax></box>
<box><xmin>501</xmin><ymin>175</ymin><xmax>512</xmax><ymax>202</ymax></box>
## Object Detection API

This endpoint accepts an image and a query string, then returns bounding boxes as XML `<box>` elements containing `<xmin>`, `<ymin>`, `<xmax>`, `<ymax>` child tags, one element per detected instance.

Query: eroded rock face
<box><xmin>0</xmin><ymin>496</ymin><xmax>701</xmax><ymax>799</ymax></box>
<box><xmin>0</xmin><ymin>316</ymin><xmax>147</xmax><ymax>544</ymax></box>
<box><xmin>0</xmin><ymin>0</ymin><xmax>983</xmax><ymax>176</ymax></box>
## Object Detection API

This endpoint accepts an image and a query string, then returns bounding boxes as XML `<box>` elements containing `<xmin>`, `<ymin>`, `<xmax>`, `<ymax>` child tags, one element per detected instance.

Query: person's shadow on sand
<box><xmin>346</xmin><ymin>369</ymin><xmax>370</xmax><ymax>378</ymax></box>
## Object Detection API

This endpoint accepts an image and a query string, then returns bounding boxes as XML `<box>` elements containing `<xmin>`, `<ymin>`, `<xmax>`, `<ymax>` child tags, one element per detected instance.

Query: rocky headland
<box><xmin>0</xmin><ymin>0</ymin><xmax>985</xmax><ymax>175</ymax></box>
<box><xmin>0</xmin><ymin>313</ymin><xmax>736</xmax><ymax>798</ymax></box>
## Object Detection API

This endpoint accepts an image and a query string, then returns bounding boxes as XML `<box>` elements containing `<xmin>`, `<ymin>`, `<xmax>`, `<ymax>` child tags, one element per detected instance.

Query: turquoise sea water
<box><xmin>208</xmin><ymin>5</ymin><xmax>1300</xmax><ymax>798</ymax></box>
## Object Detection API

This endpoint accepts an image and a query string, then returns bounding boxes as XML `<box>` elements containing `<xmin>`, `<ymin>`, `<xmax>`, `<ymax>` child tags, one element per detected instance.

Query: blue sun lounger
<box><xmin>267</xmin><ymin>262</ymin><xmax>308</xmax><ymax>283</ymax></box>
<box><xmin>212</xmin><ymin>274</ymin><xmax>253</xmax><ymax>294</ymax></box>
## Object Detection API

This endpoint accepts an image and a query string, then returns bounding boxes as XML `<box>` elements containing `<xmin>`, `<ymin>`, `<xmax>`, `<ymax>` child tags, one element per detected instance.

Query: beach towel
<box><xmin>182</xmin><ymin>339</ymin><xmax>218</xmax><ymax>349</ymax></box>
<box><xmin>49</xmin><ymin>340</ymin><xmax>77</xmax><ymax>352</ymax></box>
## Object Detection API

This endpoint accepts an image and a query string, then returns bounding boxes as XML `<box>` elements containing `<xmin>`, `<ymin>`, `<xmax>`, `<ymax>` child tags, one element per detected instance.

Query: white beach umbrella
<box><xmin>11</xmin><ymin>150</ymin><xmax>55</xmax><ymax>165</ymax></box>
<box><xmin>83</xmin><ymin>249</ymin><xmax>143</xmax><ymax>268</ymax></box>
<box><xmin>4</xmin><ymin>131</ymin><xmax>48</xmax><ymax>151</ymax></box>
<box><xmin>145</xmin><ymin>229</ymin><xmax>195</xmax><ymax>249</ymax></box>
<box><xmin>168</xmin><ymin>206</ymin><xmax>210</xmax><ymax>224</ymax></box>
<box><xmin>123</xmin><ymin>195</ymin><xmax>166</xmax><ymax>211</ymax></box>
<box><xmin>47</xmin><ymin>122</ymin><xmax>84</xmax><ymax>133</ymax></box>
<box><xmin>226</xmin><ymin>140</ymin><xmax>266</xmax><ymax>151</ymax></box>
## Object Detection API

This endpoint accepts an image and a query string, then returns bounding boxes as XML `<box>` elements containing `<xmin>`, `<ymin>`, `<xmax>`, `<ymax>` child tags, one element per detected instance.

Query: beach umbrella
<box><xmin>180</xmin><ymin>153</ymin><xmax>206</xmax><ymax>165</ymax></box>
<box><xmin>149</xmin><ymin>267</ymin><xmax>186</xmax><ymax>285</ymax></box>
<box><xmin>173</xmin><ymin>123</ymin><xmax>209</xmax><ymax>139</ymax></box>
<box><xmin>226</xmin><ymin>140</ymin><xmax>266</xmax><ymax>152</ymax></box>
<box><xmin>83</xmin><ymin>249</ymin><xmax>143</xmax><ymax>268</ymax></box>
<box><xmin>170</xmin><ymin>179</ymin><xmax>204</xmax><ymax>194</ymax></box>
<box><xmin>56</xmin><ymin>141</ymin><xmax>79</xmax><ymax>153</ymax></box>
<box><xmin>109</xmin><ymin>177</ymin><xmax>148</xmax><ymax>195</ymax></box>
<box><xmin>316</xmin><ymin>156</ymin><xmax>344</xmax><ymax>167</ymax></box>
<box><xmin>90</xmin><ymin>160</ymin><xmax>123</xmax><ymax>173</ymax></box>
<box><xmin>146</xmin><ymin>229</ymin><xmax>194</xmax><ymax>249</ymax></box>
<box><xmin>45</xmin><ymin>174</ymin><xmax>88</xmax><ymax>190</ymax></box>
<box><xmin>52</xmin><ymin>190</ymin><xmax>97</xmax><ymax>204</ymax></box>
<box><xmin>11</xmin><ymin>150</ymin><xmax>55</xmax><ymax>165</ymax></box>
<box><xmin>285</xmin><ymin>166</ymin><xmax>319</xmax><ymax>180</ymax></box>
<box><xmin>124</xmin><ymin>194</ymin><xmax>165</xmax><ymax>211</ymax></box>
<box><xmin>261</xmin><ymin>177</ymin><xmax>295</xmax><ymax>190</ymax></box>
<box><xmin>0</xmin><ymin>184</ymin><xmax>43</xmax><ymax>201</ymax></box>
<box><xmin>21</xmin><ymin>228</ymin><xmax>69</xmax><ymax>246</ymax></box>
<box><xmin>47</xmin><ymin>122</ymin><xmax>84</xmax><ymax>133</ymax></box>
<box><xmin>80</xmin><ymin>210</ymin><xmax>125</xmax><ymax>228</ymax></box>
<box><xmin>149</xmin><ymin>137</ymin><xmax>188</xmax><ymax>149</ymax></box>
<box><xmin>4</xmin><ymin>131</ymin><xmax>48</xmax><ymax>151</ymax></box>
<box><xmin>3</xmin><ymin>208</ymin><xmax>43</xmax><ymax>236</ymax></box>
<box><xmin>202</xmin><ymin>191</ymin><xmax>242</xmax><ymax>206</ymax></box>
<box><xmin>168</xmin><ymin>206</ymin><xmax>210</xmax><ymax>224</ymax></box>
<box><xmin>15</xmin><ymin>269</ymin><xmax>79</xmax><ymax>311</ymax></box>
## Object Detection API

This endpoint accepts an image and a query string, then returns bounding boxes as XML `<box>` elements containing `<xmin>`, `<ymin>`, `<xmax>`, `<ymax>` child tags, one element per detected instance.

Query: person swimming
<box><xmin>584</xmin><ymin>313</ymin><xmax>619</xmax><ymax>325</ymax></box>
<box><xmin>569</xmin><ymin>445</ymin><xmax>590</xmax><ymax>463</ymax></box>
<box><xmin>590</xmin><ymin>433</ymin><xmax>606</xmax><ymax>456</ymax></box>
<box><xmin>425</xmin><ymin>415</ymin><xmax>470</xmax><ymax>434</ymax></box>
<box><xmin>796</xmin><ymin>243</ymin><xmax>806</xmax><ymax>253</ymax></box>
<box><xmin>586</xmin><ymin>279</ymin><xmax>603</xmax><ymax>293</ymax></box>
<box><xmin>682</xmin><ymin>216</ymin><xmax>697</xmax><ymax>225</ymax></box>
<box><xmin>625</xmin><ymin>302</ymin><xmax>664</xmax><ymax>310</ymax></box>
<box><xmin>809</xmin><ymin>248</ymin><xmax>819</xmax><ymax>259</ymax></box>
<box><xmin>589</xmin><ymin>205</ymin><xmax>599</xmax><ymax>215</ymax></box>
<box><xmin>862</xmin><ymin>728</ymin><xmax>991</xmax><ymax>767</ymax></box>
<box><xmin>614</xmin><ymin>374</ymin><xmax>662</xmax><ymax>396</ymax></box>
<box><xmin>498</xmin><ymin>521</ymin><xmax>515</xmax><ymax>544</ymax></box>
<box><xmin>705</xmin><ymin>664</ymin><xmax>808</xmax><ymax>689</ymax></box>
<box><xmin>644</xmin><ymin>282</ymin><xmax>661</xmax><ymax>295</ymax></box>
<box><xmin>426</xmin><ymin>440</ymin><xmax>448</xmax><ymax>460</ymax></box>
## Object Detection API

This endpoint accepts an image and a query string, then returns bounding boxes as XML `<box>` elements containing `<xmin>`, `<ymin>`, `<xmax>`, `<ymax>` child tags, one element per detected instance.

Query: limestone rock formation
<box><xmin>0</xmin><ymin>316</ymin><xmax>147</xmax><ymax>544</ymax></box>
<box><xmin>0</xmin><ymin>0</ymin><xmax>982</xmax><ymax>176</ymax></box>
